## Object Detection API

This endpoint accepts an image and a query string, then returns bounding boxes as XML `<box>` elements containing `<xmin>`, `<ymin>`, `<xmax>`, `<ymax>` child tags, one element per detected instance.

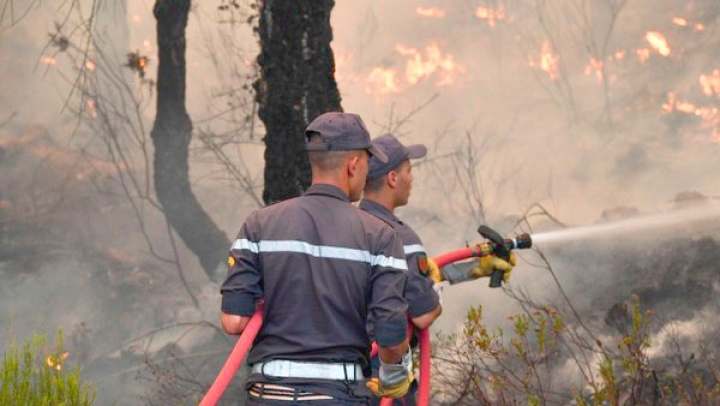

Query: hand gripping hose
<box><xmin>199</xmin><ymin>248</ymin><xmax>478</xmax><ymax>406</ymax></box>
<box><xmin>378</xmin><ymin>247</ymin><xmax>477</xmax><ymax>406</ymax></box>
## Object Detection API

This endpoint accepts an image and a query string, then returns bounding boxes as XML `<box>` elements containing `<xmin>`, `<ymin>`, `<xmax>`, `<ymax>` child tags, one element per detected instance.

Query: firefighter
<box><xmin>221</xmin><ymin>113</ymin><xmax>414</xmax><ymax>405</ymax></box>
<box><xmin>360</xmin><ymin>133</ymin><xmax>516</xmax><ymax>405</ymax></box>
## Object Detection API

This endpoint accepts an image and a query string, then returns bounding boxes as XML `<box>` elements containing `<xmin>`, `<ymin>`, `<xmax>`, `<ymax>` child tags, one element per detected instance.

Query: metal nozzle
<box><xmin>512</xmin><ymin>233</ymin><xmax>532</xmax><ymax>250</ymax></box>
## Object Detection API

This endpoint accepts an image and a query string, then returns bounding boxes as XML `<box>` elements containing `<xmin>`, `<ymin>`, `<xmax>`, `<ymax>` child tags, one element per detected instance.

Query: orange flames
<box><xmin>365</xmin><ymin>43</ymin><xmax>462</xmax><ymax>95</ymax></box>
<box><xmin>46</xmin><ymin>352</ymin><xmax>69</xmax><ymax>371</ymax></box>
<box><xmin>366</xmin><ymin>67</ymin><xmax>401</xmax><ymax>95</ymax></box>
<box><xmin>662</xmin><ymin>92</ymin><xmax>720</xmax><ymax>142</ymax></box>
<box><xmin>416</xmin><ymin>6</ymin><xmax>446</xmax><ymax>19</ymax></box>
<box><xmin>528</xmin><ymin>40</ymin><xmax>560</xmax><ymax>80</ymax></box>
<box><xmin>40</xmin><ymin>56</ymin><xmax>57</xmax><ymax>66</ymax></box>
<box><xmin>475</xmin><ymin>5</ymin><xmax>505</xmax><ymax>28</ymax></box>
<box><xmin>86</xmin><ymin>99</ymin><xmax>98</xmax><ymax>119</ymax></box>
<box><xmin>645</xmin><ymin>31</ymin><xmax>671</xmax><ymax>57</ymax></box>
<box><xmin>699</xmin><ymin>69</ymin><xmax>720</xmax><ymax>97</ymax></box>
<box><xmin>85</xmin><ymin>60</ymin><xmax>96</xmax><ymax>72</ymax></box>
<box><xmin>583</xmin><ymin>58</ymin><xmax>604</xmax><ymax>83</ymax></box>
<box><xmin>672</xmin><ymin>17</ymin><xmax>705</xmax><ymax>31</ymax></box>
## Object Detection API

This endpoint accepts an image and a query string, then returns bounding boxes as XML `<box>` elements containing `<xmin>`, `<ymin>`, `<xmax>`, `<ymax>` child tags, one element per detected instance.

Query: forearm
<box><xmin>411</xmin><ymin>304</ymin><xmax>441</xmax><ymax>329</ymax></box>
<box><xmin>440</xmin><ymin>261</ymin><xmax>478</xmax><ymax>284</ymax></box>
<box><xmin>221</xmin><ymin>312</ymin><xmax>251</xmax><ymax>335</ymax></box>
<box><xmin>378</xmin><ymin>339</ymin><xmax>409</xmax><ymax>364</ymax></box>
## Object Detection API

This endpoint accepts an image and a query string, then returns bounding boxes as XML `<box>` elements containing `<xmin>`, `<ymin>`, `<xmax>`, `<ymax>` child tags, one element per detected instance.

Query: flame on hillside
<box><xmin>416</xmin><ymin>7</ymin><xmax>446</xmax><ymax>19</ymax></box>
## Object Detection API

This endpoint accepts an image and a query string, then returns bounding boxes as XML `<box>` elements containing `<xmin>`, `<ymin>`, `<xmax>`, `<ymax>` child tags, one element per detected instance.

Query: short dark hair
<box><xmin>307</xmin><ymin>132</ymin><xmax>362</xmax><ymax>172</ymax></box>
<box><xmin>363</xmin><ymin>174</ymin><xmax>387</xmax><ymax>193</ymax></box>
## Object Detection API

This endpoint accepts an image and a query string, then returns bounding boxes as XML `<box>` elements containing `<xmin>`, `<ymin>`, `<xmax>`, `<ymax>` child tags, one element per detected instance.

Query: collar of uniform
<box><xmin>358</xmin><ymin>199</ymin><xmax>403</xmax><ymax>226</ymax></box>
<box><xmin>304</xmin><ymin>184</ymin><xmax>351</xmax><ymax>202</ymax></box>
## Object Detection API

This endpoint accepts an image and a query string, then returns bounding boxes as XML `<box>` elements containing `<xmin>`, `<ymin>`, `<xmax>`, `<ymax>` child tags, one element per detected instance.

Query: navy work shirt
<box><xmin>358</xmin><ymin>199</ymin><xmax>440</xmax><ymax>318</ymax></box>
<box><xmin>221</xmin><ymin>184</ymin><xmax>409</xmax><ymax>366</ymax></box>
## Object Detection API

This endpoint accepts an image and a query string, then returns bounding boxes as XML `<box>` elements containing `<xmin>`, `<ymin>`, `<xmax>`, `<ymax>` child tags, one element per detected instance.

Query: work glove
<box><xmin>426</xmin><ymin>258</ymin><xmax>443</xmax><ymax>284</ymax></box>
<box><xmin>366</xmin><ymin>350</ymin><xmax>414</xmax><ymax>398</ymax></box>
<box><xmin>468</xmin><ymin>250</ymin><xmax>517</xmax><ymax>283</ymax></box>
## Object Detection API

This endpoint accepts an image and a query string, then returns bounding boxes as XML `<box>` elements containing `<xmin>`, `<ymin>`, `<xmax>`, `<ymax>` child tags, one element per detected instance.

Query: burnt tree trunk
<box><xmin>151</xmin><ymin>0</ymin><xmax>230</xmax><ymax>279</ymax></box>
<box><xmin>255</xmin><ymin>0</ymin><xmax>343</xmax><ymax>204</ymax></box>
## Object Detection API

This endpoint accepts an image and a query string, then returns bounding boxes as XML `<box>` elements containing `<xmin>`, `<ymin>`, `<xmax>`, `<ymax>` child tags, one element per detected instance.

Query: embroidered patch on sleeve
<box><xmin>417</xmin><ymin>254</ymin><xmax>429</xmax><ymax>275</ymax></box>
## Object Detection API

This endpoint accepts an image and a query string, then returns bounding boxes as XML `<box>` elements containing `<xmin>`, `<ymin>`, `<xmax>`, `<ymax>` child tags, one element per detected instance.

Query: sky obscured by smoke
<box><xmin>2</xmin><ymin>0</ymin><xmax>720</xmax><ymax>403</ymax></box>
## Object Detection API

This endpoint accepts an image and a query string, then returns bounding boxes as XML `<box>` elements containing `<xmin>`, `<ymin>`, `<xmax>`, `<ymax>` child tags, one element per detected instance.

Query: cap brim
<box><xmin>368</xmin><ymin>145</ymin><xmax>388</xmax><ymax>163</ymax></box>
<box><xmin>406</xmin><ymin>144</ymin><xmax>427</xmax><ymax>160</ymax></box>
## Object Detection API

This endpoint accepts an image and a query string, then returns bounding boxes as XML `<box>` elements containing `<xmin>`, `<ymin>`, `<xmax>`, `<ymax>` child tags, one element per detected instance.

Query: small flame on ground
<box><xmin>699</xmin><ymin>69</ymin><xmax>720</xmax><ymax>97</ymax></box>
<box><xmin>86</xmin><ymin>99</ymin><xmax>98</xmax><ymax>119</ymax></box>
<box><xmin>614</xmin><ymin>50</ymin><xmax>626</xmax><ymax>61</ymax></box>
<box><xmin>366</xmin><ymin>67</ymin><xmax>401</xmax><ymax>95</ymax></box>
<box><xmin>475</xmin><ymin>5</ymin><xmax>505</xmax><ymax>28</ymax></box>
<box><xmin>528</xmin><ymin>40</ymin><xmax>560</xmax><ymax>80</ymax></box>
<box><xmin>397</xmin><ymin>43</ymin><xmax>459</xmax><ymax>86</ymax></box>
<box><xmin>662</xmin><ymin>92</ymin><xmax>720</xmax><ymax>142</ymax></box>
<box><xmin>85</xmin><ymin>60</ymin><xmax>96</xmax><ymax>72</ymax></box>
<box><xmin>364</xmin><ymin>43</ymin><xmax>462</xmax><ymax>95</ymax></box>
<box><xmin>416</xmin><ymin>6</ymin><xmax>446</xmax><ymax>19</ymax></box>
<box><xmin>672</xmin><ymin>17</ymin><xmax>688</xmax><ymax>27</ymax></box>
<box><xmin>40</xmin><ymin>57</ymin><xmax>56</xmax><ymax>66</ymax></box>
<box><xmin>583</xmin><ymin>58</ymin><xmax>604</xmax><ymax>83</ymax></box>
<box><xmin>636</xmin><ymin>48</ymin><xmax>650</xmax><ymax>63</ymax></box>
<box><xmin>645</xmin><ymin>31</ymin><xmax>671</xmax><ymax>57</ymax></box>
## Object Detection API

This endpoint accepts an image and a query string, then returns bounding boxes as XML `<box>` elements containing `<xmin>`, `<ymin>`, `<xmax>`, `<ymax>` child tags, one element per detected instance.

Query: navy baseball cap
<box><xmin>305</xmin><ymin>112</ymin><xmax>388</xmax><ymax>163</ymax></box>
<box><xmin>368</xmin><ymin>133</ymin><xmax>427</xmax><ymax>180</ymax></box>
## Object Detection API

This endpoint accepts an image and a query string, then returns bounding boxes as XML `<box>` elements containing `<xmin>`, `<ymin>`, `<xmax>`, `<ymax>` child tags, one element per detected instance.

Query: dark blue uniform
<box><xmin>359</xmin><ymin>199</ymin><xmax>440</xmax><ymax>406</ymax></box>
<box><xmin>222</xmin><ymin>185</ymin><xmax>410</xmax><ymax>405</ymax></box>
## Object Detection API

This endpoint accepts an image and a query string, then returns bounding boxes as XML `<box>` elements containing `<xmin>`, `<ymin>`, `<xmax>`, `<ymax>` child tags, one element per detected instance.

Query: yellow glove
<box><xmin>426</xmin><ymin>258</ymin><xmax>443</xmax><ymax>284</ymax></box>
<box><xmin>365</xmin><ymin>372</ymin><xmax>415</xmax><ymax>398</ymax></box>
<box><xmin>469</xmin><ymin>251</ymin><xmax>517</xmax><ymax>283</ymax></box>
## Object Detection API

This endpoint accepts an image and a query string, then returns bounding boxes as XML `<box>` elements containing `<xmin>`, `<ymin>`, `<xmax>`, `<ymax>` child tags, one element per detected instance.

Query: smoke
<box><xmin>2</xmin><ymin>0</ymin><xmax>720</xmax><ymax>404</ymax></box>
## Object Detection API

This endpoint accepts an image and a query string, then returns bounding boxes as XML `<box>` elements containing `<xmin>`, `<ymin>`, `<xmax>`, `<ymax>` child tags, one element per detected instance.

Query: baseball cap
<box><xmin>368</xmin><ymin>133</ymin><xmax>427</xmax><ymax>180</ymax></box>
<box><xmin>305</xmin><ymin>112</ymin><xmax>388</xmax><ymax>163</ymax></box>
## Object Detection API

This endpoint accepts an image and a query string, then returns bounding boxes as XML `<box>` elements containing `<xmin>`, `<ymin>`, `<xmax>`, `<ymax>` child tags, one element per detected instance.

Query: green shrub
<box><xmin>0</xmin><ymin>330</ymin><xmax>95</xmax><ymax>406</ymax></box>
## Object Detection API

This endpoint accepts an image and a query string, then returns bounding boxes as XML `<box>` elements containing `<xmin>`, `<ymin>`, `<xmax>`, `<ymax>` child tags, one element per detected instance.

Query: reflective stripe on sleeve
<box><xmin>231</xmin><ymin>239</ymin><xmax>408</xmax><ymax>270</ymax></box>
<box><xmin>403</xmin><ymin>244</ymin><xmax>425</xmax><ymax>255</ymax></box>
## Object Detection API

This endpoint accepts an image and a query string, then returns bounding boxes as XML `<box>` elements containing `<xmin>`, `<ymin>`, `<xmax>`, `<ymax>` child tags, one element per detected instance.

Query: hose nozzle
<box><xmin>477</xmin><ymin>226</ymin><xmax>533</xmax><ymax>288</ymax></box>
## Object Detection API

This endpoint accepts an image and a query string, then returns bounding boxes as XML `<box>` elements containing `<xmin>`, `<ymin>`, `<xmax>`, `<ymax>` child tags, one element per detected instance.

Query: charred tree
<box><xmin>151</xmin><ymin>0</ymin><xmax>230</xmax><ymax>279</ymax></box>
<box><xmin>255</xmin><ymin>0</ymin><xmax>343</xmax><ymax>204</ymax></box>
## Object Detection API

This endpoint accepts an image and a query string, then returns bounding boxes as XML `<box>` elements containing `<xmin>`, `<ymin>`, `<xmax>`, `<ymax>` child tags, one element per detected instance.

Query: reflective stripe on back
<box><xmin>403</xmin><ymin>244</ymin><xmax>425</xmax><ymax>255</ymax></box>
<box><xmin>232</xmin><ymin>239</ymin><xmax>408</xmax><ymax>271</ymax></box>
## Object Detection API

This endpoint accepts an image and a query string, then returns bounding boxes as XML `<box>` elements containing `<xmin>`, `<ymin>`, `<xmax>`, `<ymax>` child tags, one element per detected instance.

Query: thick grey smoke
<box><xmin>2</xmin><ymin>0</ymin><xmax>720</xmax><ymax>404</ymax></box>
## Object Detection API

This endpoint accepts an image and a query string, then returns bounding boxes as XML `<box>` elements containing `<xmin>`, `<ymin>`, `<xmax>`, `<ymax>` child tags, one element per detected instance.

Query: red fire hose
<box><xmin>199</xmin><ymin>247</ymin><xmax>478</xmax><ymax>406</ymax></box>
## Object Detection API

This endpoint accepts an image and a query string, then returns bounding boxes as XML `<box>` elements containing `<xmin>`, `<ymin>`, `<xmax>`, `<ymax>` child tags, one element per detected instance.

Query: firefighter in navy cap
<box><xmin>360</xmin><ymin>133</ymin><xmax>516</xmax><ymax>405</ymax></box>
<box><xmin>221</xmin><ymin>113</ymin><xmax>415</xmax><ymax>405</ymax></box>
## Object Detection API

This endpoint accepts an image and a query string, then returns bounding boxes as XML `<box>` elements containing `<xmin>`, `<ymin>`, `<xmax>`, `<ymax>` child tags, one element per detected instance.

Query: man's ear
<box><xmin>387</xmin><ymin>171</ymin><xmax>398</xmax><ymax>188</ymax></box>
<box><xmin>348</xmin><ymin>155</ymin><xmax>360</xmax><ymax>176</ymax></box>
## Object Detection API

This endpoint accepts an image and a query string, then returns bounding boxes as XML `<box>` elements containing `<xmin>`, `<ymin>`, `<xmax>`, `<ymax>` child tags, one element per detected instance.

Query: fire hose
<box><xmin>199</xmin><ymin>226</ymin><xmax>532</xmax><ymax>406</ymax></box>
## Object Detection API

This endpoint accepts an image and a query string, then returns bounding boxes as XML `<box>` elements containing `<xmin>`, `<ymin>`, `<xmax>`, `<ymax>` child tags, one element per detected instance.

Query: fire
<box><xmin>699</xmin><ymin>69</ymin><xmax>720</xmax><ymax>97</ymax></box>
<box><xmin>614</xmin><ymin>50</ymin><xmax>626</xmax><ymax>61</ymax></box>
<box><xmin>672</xmin><ymin>17</ymin><xmax>688</xmax><ymax>27</ymax></box>
<box><xmin>40</xmin><ymin>56</ymin><xmax>56</xmax><ymax>66</ymax></box>
<box><xmin>396</xmin><ymin>43</ymin><xmax>460</xmax><ymax>86</ymax></box>
<box><xmin>86</xmin><ymin>99</ymin><xmax>98</xmax><ymax>119</ymax></box>
<box><xmin>45</xmin><ymin>352</ymin><xmax>69</xmax><ymax>371</ymax></box>
<box><xmin>645</xmin><ymin>31</ymin><xmax>671</xmax><ymax>57</ymax></box>
<box><xmin>475</xmin><ymin>4</ymin><xmax>505</xmax><ymax>28</ymax></box>
<box><xmin>366</xmin><ymin>67</ymin><xmax>401</xmax><ymax>95</ymax></box>
<box><xmin>85</xmin><ymin>60</ymin><xmax>96</xmax><ymax>72</ymax></box>
<box><xmin>671</xmin><ymin>17</ymin><xmax>705</xmax><ymax>31</ymax></box>
<box><xmin>662</xmin><ymin>92</ymin><xmax>720</xmax><ymax>142</ymax></box>
<box><xmin>583</xmin><ymin>58</ymin><xmax>604</xmax><ymax>83</ymax></box>
<box><xmin>528</xmin><ymin>40</ymin><xmax>560</xmax><ymax>80</ymax></box>
<box><xmin>416</xmin><ymin>6</ymin><xmax>446</xmax><ymax>19</ymax></box>
<box><xmin>364</xmin><ymin>42</ymin><xmax>462</xmax><ymax>95</ymax></box>
<box><xmin>636</xmin><ymin>48</ymin><xmax>650</xmax><ymax>63</ymax></box>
